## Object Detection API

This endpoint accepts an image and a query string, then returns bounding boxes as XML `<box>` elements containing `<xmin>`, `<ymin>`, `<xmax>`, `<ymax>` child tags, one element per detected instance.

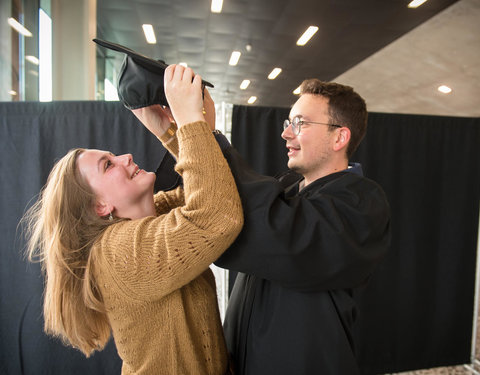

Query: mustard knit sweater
<box><xmin>92</xmin><ymin>121</ymin><xmax>243</xmax><ymax>374</ymax></box>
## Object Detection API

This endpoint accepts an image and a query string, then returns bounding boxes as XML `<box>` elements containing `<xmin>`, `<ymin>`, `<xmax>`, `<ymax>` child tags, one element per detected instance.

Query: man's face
<box><xmin>281</xmin><ymin>94</ymin><xmax>338</xmax><ymax>183</ymax></box>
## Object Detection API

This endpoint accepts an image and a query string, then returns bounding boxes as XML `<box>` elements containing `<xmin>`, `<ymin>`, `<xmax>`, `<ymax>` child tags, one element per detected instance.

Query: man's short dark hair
<box><xmin>300</xmin><ymin>79</ymin><xmax>367</xmax><ymax>159</ymax></box>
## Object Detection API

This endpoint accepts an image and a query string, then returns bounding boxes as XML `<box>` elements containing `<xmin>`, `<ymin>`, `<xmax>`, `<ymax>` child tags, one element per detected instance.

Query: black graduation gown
<box><xmin>153</xmin><ymin>148</ymin><xmax>181</xmax><ymax>193</ymax></box>
<box><xmin>215</xmin><ymin>146</ymin><xmax>391</xmax><ymax>375</ymax></box>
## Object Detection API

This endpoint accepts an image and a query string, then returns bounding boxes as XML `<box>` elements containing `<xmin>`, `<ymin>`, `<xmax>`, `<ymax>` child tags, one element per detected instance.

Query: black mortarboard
<box><xmin>93</xmin><ymin>38</ymin><xmax>214</xmax><ymax>109</ymax></box>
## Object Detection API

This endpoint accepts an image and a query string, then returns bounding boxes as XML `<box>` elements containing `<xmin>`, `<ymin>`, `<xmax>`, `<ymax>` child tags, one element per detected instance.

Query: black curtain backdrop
<box><xmin>0</xmin><ymin>101</ymin><xmax>169</xmax><ymax>374</ymax></box>
<box><xmin>1</xmin><ymin>102</ymin><xmax>480</xmax><ymax>374</ymax></box>
<box><xmin>231</xmin><ymin>105</ymin><xmax>480</xmax><ymax>374</ymax></box>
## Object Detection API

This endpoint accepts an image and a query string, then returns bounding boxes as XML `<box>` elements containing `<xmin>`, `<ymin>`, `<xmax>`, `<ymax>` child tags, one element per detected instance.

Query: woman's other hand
<box><xmin>164</xmin><ymin>64</ymin><xmax>205</xmax><ymax>127</ymax></box>
<box><xmin>203</xmin><ymin>88</ymin><xmax>216</xmax><ymax>131</ymax></box>
<box><xmin>131</xmin><ymin>105</ymin><xmax>174</xmax><ymax>139</ymax></box>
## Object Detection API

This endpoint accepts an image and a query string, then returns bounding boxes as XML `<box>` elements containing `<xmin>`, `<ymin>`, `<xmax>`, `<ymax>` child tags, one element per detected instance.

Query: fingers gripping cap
<box><xmin>93</xmin><ymin>38</ymin><xmax>214</xmax><ymax>109</ymax></box>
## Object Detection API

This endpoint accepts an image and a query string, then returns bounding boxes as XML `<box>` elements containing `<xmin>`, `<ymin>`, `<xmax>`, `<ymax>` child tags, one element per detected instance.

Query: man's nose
<box><xmin>281</xmin><ymin>124</ymin><xmax>294</xmax><ymax>140</ymax></box>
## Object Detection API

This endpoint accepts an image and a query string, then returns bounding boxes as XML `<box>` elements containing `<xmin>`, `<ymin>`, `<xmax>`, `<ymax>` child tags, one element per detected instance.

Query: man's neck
<box><xmin>302</xmin><ymin>160</ymin><xmax>349</xmax><ymax>188</ymax></box>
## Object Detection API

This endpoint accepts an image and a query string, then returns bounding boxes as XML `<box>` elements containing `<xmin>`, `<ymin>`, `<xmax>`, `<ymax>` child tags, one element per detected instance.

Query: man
<box><xmin>215</xmin><ymin>79</ymin><xmax>391</xmax><ymax>374</ymax></box>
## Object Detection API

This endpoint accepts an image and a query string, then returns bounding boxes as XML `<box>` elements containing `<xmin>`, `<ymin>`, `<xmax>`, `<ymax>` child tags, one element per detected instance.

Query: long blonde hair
<box><xmin>23</xmin><ymin>148</ymin><xmax>118</xmax><ymax>356</ymax></box>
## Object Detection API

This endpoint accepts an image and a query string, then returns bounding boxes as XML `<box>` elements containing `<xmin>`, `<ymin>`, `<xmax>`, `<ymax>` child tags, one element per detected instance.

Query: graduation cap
<box><xmin>93</xmin><ymin>38</ymin><xmax>214</xmax><ymax>109</ymax></box>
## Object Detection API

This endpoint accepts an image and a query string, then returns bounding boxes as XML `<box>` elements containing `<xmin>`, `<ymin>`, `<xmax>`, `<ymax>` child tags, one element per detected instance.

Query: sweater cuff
<box><xmin>176</xmin><ymin>121</ymin><xmax>212</xmax><ymax>141</ymax></box>
<box><xmin>158</xmin><ymin>121</ymin><xmax>177</xmax><ymax>143</ymax></box>
<box><xmin>159</xmin><ymin>122</ymin><xmax>179</xmax><ymax>158</ymax></box>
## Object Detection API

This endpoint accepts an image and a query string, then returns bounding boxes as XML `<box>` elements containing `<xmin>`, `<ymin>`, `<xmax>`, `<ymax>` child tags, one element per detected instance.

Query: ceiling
<box><xmin>96</xmin><ymin>0</ymin><xmax>479</xmax><ymax>116</ymax></box>
<box><xmin>335</xmin><ymin>0</ymin><xmax>480</xmax><ymax>117</ymax></box>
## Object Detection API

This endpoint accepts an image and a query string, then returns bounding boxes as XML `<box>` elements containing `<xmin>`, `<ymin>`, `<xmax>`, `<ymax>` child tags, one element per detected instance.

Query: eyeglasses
<box><xmin>283</xmin><ymin>116</ymin><xmax>342</xmax><ymax>135</ymax></box>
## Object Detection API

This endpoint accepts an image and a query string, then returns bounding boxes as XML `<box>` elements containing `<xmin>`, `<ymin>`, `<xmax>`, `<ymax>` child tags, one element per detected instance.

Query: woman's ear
<box><xmin>333</xmin><ymin>127</ymin><xmax>351</xmax><ymax>152</ymax></box>
<box><xmin>95</xmin><ymin>200</ymin><xmax>113</xmax><ymax>218</ymax></box>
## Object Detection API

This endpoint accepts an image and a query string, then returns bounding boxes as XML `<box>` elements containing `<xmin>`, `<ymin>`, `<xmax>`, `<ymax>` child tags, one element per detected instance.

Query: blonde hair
<box><xmin>23</xmin><ymin>148</ymin><xmax>118</xmax><ymax>356</ymax></box>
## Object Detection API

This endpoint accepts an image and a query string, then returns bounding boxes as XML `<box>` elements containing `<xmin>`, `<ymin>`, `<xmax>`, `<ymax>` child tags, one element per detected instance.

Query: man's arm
<box><xmin>216</xmin><ymin>146</ymin><xmax>391</xmax><ymax>292</ymax></box>
<box><xmin>154</xmin><ymin>150</ymin><xmax>181</xmax><ymax>193</ymax></box>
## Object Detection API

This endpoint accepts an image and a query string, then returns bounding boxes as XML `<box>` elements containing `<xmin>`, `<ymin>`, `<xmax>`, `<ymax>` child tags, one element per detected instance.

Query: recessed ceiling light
<box><xmin>229</xmin><ymin>51</ymin><xmax>241</xmax><ymax>66</ymax></box>
<box><xmin>211</xmin><ymin>0</ymin><xmax>223</xmax><ymax>13</ymax></box>
<box><xmin>247</xmin><ymin>96</ymin><xmax>257</xmax><ymax>104</ymax></box>
<box><xmin>8</xmin><ymin>17</ymin><xmax>32</xmax><ymax>37</ymax></box>
<box><xmin>438</xmin><ymin>85</ymin><xmax>452</xmax><ymax>94</ymax></box>
<box><xmin>240</xmin><ymin>80</ymin><xmax>250</xmax><ymax>90</ymax></box>
<box><xmin>26</xmin><ymin>55</ymin><xmax>39</xmax><ymax>65</ymax></box>
<box><xmin>296</xmin><ymin>26</ymin><xmax>319</xmax><ymax>46</ymax></box>
<box><xmin>268</xmin><ymin>68</ymin><xmax>282</xmax><ymax>80</ymax></box>
<box><xmin>142</xmin><ymin>24</ymin><xmax>156</xmax><ymax>44</ymax></box>
<box><xmin>408</xmin><ymin>0</ymin><xmax>428</xmax><ymax>8</ymax></box>
<box><xmin>293</xmin><ymin>86</ymin><xmax>301</xmax><ymax>95</ymax></box>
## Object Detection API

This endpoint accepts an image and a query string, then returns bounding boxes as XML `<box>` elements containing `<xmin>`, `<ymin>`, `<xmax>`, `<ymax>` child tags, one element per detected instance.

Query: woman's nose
<box><xmin>117</xmin><ymin>153</ymin><xmax>132</xmax><ymax>165</ymax></box>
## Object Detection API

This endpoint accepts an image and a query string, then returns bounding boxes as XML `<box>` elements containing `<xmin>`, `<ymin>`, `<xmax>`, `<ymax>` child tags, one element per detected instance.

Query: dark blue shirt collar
<box><xmin>344</xmin><ymin>162</ymin><xmax>363</xmax><ymax>176</ymax></box>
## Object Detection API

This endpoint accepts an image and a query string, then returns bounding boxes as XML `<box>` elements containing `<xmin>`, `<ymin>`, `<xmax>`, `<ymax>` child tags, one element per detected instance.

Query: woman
<box><xmin>23</xmin><ymin>65</ymin><xmax>243</xmax><ymax>374</ymax></box>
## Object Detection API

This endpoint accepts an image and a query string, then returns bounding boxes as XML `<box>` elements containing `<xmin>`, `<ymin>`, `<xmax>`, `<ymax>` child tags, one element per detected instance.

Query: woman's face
<box><xmin>76</xmin><ymin>149</ymin><xmax>156</xmax><ymax>218</ymax></box>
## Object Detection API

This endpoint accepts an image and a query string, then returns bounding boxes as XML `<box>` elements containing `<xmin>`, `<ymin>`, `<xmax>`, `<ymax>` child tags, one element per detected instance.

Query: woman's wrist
<box><xmin>174</xmin><ymin>114</ymin><xmax>205</xmax><ymax>128</ymax></box>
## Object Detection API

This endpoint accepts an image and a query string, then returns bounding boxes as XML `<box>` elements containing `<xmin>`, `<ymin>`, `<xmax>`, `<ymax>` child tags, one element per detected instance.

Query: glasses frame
<box><xmin>283</xmin><ymin>116</ymin><xmax>342</xmax><ymax>135</ymax></box>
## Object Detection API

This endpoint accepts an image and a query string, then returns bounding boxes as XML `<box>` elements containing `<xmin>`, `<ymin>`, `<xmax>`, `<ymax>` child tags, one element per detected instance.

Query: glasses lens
<box><xmin>292</xmin><ymin>117</ymin><xmax>301</xmax><ymax>134</ymax></box>
<box><xmin>283</xmin><ymin>118</ymin><xmax>301</xmax><ymax>134</ymax></box>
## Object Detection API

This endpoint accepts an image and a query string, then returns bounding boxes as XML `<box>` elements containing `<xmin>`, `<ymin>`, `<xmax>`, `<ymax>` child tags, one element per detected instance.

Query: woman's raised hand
<box><xmin>164</xmin><ymin>64</ymin><xmax>205</xmax><ymax>128</ymax></box>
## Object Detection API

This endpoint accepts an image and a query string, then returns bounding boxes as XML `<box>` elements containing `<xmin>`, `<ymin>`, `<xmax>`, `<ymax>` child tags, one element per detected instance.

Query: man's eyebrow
<box><xmin>292</xmin><ymin>114</ymin><xmax>304</xmax><ymax>120</ymax></box>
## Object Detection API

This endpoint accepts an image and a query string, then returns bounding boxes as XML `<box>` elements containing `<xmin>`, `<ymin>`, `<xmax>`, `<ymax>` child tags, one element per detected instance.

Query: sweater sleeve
<box><xmin>153</xmin><ymin>187</ymin><xmax>185</xmax><ymax>215</ymax></box>
<box><xmin>96</xmin><ymin>121</ymin><xmax>243</xmax><ymax>302</ymax></box>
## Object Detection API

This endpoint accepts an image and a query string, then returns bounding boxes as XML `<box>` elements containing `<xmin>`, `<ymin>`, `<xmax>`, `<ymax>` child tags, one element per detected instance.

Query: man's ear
<box><xmin>333</xmin><ymin>127</ymin><xmax>351</xmax><ymax>152</ymax></box>
<box><xmin>95</xmin><ymin>200</ymin><xmax>113</xmax><ymax>218</ymax></box>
